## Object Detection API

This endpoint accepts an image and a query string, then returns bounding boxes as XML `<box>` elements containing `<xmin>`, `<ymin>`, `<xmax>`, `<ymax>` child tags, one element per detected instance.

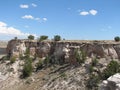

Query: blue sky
<box><xmin>0</xmin><ymin>0</ymin><xmax>120</xmax><ymax>40</ymax></box>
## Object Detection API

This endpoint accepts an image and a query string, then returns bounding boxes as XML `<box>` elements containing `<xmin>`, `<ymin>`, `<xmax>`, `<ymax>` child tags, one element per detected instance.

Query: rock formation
<box><xmin>100</xmin><ymin>73</ymin><xmax>120</xmax><ymax>90</ymax></box>
<box><xmin>6</xmin><ymin>40</ymin><xmax>120</xmax><ymax>62</ymax></box>
<box><xmin>7</xmin><ymin>40</ymin><xmax>26</xmax><ymax>57</ymax></box>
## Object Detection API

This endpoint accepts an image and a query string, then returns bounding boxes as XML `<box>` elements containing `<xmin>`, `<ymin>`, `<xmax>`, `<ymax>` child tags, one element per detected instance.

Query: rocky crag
<box><xmin>7</xmin><ymin>39</ymin><xmax>120</xmax><ymax>61</ymax></box>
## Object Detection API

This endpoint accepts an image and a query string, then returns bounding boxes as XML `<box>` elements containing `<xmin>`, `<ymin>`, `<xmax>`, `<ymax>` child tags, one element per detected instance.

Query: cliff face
<box><xmin>6</xmin><ymin>40</ymin><xmax>120</xmax><ymax>62</ymax></box>
<box><xmin>7</xmin><ymin>40</ymin><xmax>26</xmax><ymax>57</ymax></box>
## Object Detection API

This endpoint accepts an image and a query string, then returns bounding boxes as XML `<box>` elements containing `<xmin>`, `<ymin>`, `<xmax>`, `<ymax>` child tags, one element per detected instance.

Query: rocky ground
<box><xmin>0</xmin><ymin>57</ymin><xmax>113</xmax><ymax>90</ymax></box>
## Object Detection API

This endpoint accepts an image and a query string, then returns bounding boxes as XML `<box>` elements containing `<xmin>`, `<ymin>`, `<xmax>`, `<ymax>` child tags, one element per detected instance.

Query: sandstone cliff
<box><xmin>6</xmin><ymin>39</ymin><xmax>120</xmax><ymax>63</ymax></box>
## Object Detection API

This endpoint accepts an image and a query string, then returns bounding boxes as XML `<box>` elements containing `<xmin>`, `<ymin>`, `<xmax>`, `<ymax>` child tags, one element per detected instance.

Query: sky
<box><xmin>0</xmin><ymin>0</ymin><xmax>120</xmax><ymax>40</ymax></box>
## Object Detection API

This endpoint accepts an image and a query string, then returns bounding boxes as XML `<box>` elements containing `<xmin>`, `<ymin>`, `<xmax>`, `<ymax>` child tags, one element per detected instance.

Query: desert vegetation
<box><xmin>86</xmin><ymin>60</ymin><xmax>120</xmax><ymax>89</ymax></box>
<box><xmin>39</xmin><ymin>35</ymin><xmax>48</xmax><ymax>41</ymax></box>
<box><xmin>10</xmin><ymin>56</ymin><xmax>16</xmax><ymax>64</ymax></box>
<box><xmin>22</xmin><ymin>57</ymin><xmax>33</xmax><ymax>78</ymax></box>
<box><xmin>28</xmin><ymin>35</ymin><xmax>35</xmax><ymax>40</ymax></box>
<box><xmin>75</xmin><ymin>49</ymin><xmax>86</xmax><ymax>65</ymax></box>
<box><xmin>102</xmin><ymin>60</ymin><xmax>120</xmax><ymax>79</ymax></box>
<box><xmin>54</xmin><ymin>35</ymin><xmax>61</xmax><ymax>41</ymax></box>
<box><xmin>114</xmin><ymin>36</ymin><xmax>120</xmax><ymax>42</ymax></box>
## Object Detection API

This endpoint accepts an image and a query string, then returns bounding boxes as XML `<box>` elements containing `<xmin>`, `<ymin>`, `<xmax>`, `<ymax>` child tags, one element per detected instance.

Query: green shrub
<box><xmin>54</xmin><ymin>35</ymin><xmax>61</xmax><ymax>41</ymax></box>
<box><xmin>14</xmin><ymin>37</ymin><xmax>18</xmax><ymax>40</ymax></box>
<box><xmin>43</xmin><ymin>56</ymin><xmax>50</xmax><ymax>67</ymax></box>
<box><xmin>81</xmin><ymin>50</ymin><xmax>86</xmax><ymax>61</ymax></box>
<box><xmin>75</xmin><ymin>49</ymin><xmax>86</xmax><ymax>64</ymax></box>
<box><xmin>36</xmin><ymin>59</ymin><xmax>43</xmax><ymax>71</ymax></box>
<box><xmin>102</xmin><ymin>60</ymin><xmax>120</xmax><ymax>80</ymax></box>
<box><xmin>25</xmin><ymin>48</ymin><xmax>30</xmax><ymax>56</ymax></box>
<box><xmin>91</xmin><ymin>58</ymin><xmax>98</xmax><ymax>66</ymax></box>
<box><xmin>114</xmin><ymin>36</ymin><xmax>120</xmax><ymax>42</ymax></box>
<box><xmin>39</xmin><ymin>35</ymin><xmax>48</xmax><ymax>41</ymax></box>
<box><xmin>28</xmin><ymin>35</ymin><xmax>34</xmax><ymax>40</ymax></box>
<box><xmin>75</xmin><ymin>49</ymin><xmax>81</xmax><ymax>64</ymax></box>
<box><xmin>19</xmin><ymin>54</ymin><xmax>24</xmax><ymax>60</ymax></box>
<box><xmin>89</xmin><ymin>65</ymin><xmax>94</xmax><ymax>73</ymax></box>
<box><xmin>1</xmin><ymin>55</ymin><xmax>9</xmax><ymax>60</ymax></box>
<box><xmin>22</xmin><ymin>57</ymin><xmax>33</xmax><ymax>78</ymax></box>
<box><xmin>10</xmin><ymin>56</ymin><xmax>16</xmax><ymax>64</ymax></box>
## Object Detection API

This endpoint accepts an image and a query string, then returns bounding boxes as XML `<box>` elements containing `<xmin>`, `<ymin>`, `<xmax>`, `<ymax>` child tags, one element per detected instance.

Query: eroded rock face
<box><xmin>99</xmin><ymin>73</ymin><xmax>120</xmax><ymax>90</ymax></box>
<box><xmin>53</xmin><ymin>43</ymin><xmax>70</xmax><ymax>63</ymax></box>
<box><xmin>114</xmin><ymin>45</ymin><xmax>120</xmax><ymax>59</ymax></box>
<box><xmin>6</xmin><ymin>40</ymin><xmax>120</xmax><ymax>63</ymax></box>
<box><xmin>36</xmin><ymin>42</ymin><xmax>51</xmax><ymax>58</ymax></box>
<box><xmin>7</xmin><ymin>40</ymin><xmax>26</xmax><ymax>57</ymax></box>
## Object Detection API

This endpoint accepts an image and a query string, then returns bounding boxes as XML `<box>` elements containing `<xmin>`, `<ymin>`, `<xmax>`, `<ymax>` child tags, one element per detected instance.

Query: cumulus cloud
<box><xmin>20</xmin><ymin>3</ymin><xmax>37</xmax><ymax>9</ymax></box>
<box><xmin>43</xmin><ymin>18</ymin><xmax>47</xmax><ymax>21</ymax></box>
<box><xmin>20</xmin><ymin>4</ymin><xmax>29</xmax><ymax>8</ymax></box>
<box><xmin>22</xmin><ymin>15</ymin><xmax>48</xmax><ymax>22</ymax></box>
<box><xmin>31</xmin><ymin>3</ymin><xmax>37</xmax><ymax>7</ymax></box>
<box><xmin>22</xmin><ymin>15</ymin><xmax>40</xmax><ymax>21</ymax></box>
<box><xmin>22</xmin><ymin>15</ymin><xmax>34</xmax><ymax>20</ymax></box>
<box><xmin>89</xmin><ymin>9</ymin><xmax>97</xmax><ymax>15</ymax></box>
<box><xmin>79</xmin><ymin>9</ymin><xmax>98</xmax><ymax>16</ymax></box>
<box><xmin>0</xmin><ymin>21</ymin><xmax>37</xmax><ymax>39</ymax></box>
<box><xmin>80</xmin><ymin>11</ymin><xmax>89</xmax><ymax>16</ymax></box>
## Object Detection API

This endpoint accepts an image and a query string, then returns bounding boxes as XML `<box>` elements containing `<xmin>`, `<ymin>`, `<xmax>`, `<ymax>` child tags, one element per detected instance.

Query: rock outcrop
<box><xmin>7</xmin><ymin>40</ymin><xmax>26</xmax><ymax>57</ymax></box>
<box><xmin>100</xmin><ymin>73</ymin><xmax>120</xmax><ymax>90</ymax></box>
<box><xmin>6</xmin><ymin>40</ymin><xmax>120</xmax><ymax>63</ymax></box>
<box><xmin>7</xmin><ymin>40</ymin><xmax>120</xmax><ymax>59</ymax></box>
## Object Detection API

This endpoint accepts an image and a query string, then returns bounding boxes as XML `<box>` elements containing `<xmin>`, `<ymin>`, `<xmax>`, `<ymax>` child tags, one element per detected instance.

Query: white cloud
<box><xmin>89</xmin><ymin>9</ymin><xmax>97</xmax><ymax>15</ymax></box>
<box><xmin>22</xmin><ymin>15</ymin><xmax>40</xmax><ymax>21</ymax></box>
<box><xmin>0</xmin><ymin>22</ymin><xmax>7</xmax><ymax>27</ymax></box>
<box><xmin>21</xmin><ymin>15</ymin><xmax>48</xmax><ymax>23</ymax></box>
<box><xmin>22</xmin><ymin>15</ymin><xmax>47</xmax><ymax>23</ymax></box>
<box><xmin>31</xmin><ymin>3</ymin><xmax>37</xmax><ymax>7</ymax></box>
<box><xmin>79</xmin><ymin>9</ymin><xmax>98</xmax><ymax>16</ymax></box>
<box><xmin>22</xmin><ymin>15</ymin><xmax>34</xmax><ymax>20</ymax></box>
<box><xmin>0</xmin><ymin>21</ymin><xmax>37</xmax><ymax>39</ymax></box>
<box><xmin>20</xmin><ymin>4</ymin><xmax>29</xmax><ymax>8</ymax></box>
<box><xmin>80</xmin><ymin>11</ymin><xmax>89</xmax><ymax>16</ymax></box>
<box><xmin>43</xmin><ymin>18</ymin><xmax>47</xmax><ymax>21</ymax></box>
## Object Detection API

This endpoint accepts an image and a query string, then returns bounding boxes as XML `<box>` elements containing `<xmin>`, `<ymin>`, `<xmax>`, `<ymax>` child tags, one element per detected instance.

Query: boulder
<box><xmin>99</xmin><ymin>73</ymin><xmax>120</xmax><ymax>90</ymax></box>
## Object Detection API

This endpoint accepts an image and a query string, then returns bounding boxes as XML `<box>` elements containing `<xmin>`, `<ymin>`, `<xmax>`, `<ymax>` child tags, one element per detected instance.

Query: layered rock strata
<box><xmin>6</xmin><ymin>40</ymin><xmax>120</xmax><ymax>63</ymax></box>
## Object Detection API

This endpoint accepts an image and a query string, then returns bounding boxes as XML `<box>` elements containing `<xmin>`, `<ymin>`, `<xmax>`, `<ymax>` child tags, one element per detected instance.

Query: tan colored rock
<box><xmin>36</xmin><ymin>42</ymin><xmax>51</xmax><ymax>58</ymax></box>
<box><xmin>6</xmin><ymin>40</ymin><xmax>120</xmax><ymax>63</ymax></box>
